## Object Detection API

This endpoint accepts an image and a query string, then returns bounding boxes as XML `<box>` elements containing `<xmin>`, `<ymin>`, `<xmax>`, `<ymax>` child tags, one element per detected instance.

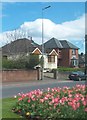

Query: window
<box><xmin>72</xmin><ymin>49</ymin><xmax>76</xmax><ymax>55</ymax></box>
<box><xmin>71</xmin><ymin>59</ymin><xmax>78</xmax><ymax>67</ymax></box>
<box><xmin>59</xmin><ymin>50</ymin><xmax>61</xmax><ymax>54</ymax></box>
<box><xmin>48</xmin><ymin>55</ymin><xmax>55</xmax><ymax>62</ymax></box>
<box><xmin>3</xmin><ymin>55</ymin><xmax>7</xmax><ymax>59</ymax></box>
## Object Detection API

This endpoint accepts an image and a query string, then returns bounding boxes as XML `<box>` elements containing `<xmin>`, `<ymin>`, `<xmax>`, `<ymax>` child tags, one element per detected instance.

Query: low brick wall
<box><xmin>1</xmin><ymin>69</ymin><xmax>38</xmax><ymax>82</ymax></box>
<box><xmin>44</xmin><ymin>71</ymin><xmax>69</xmax><ymax>80</ymax></box>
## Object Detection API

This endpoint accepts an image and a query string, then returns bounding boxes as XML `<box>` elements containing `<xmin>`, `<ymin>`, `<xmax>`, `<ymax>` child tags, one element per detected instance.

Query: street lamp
<box><xmin>85</xmin><ymin>35</ymin><xmax>87</xmax><ymax>76</ymax></box>
<box><xmin>41</xmin><ymin>5</ymin><xmax>51</xmax><ymax>80</ymax></box>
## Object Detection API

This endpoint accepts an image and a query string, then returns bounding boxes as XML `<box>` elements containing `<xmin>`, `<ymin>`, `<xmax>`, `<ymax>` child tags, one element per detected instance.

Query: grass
<box><xmin>2</xmin><ymin>97</ymin><xmax>22</xmax><ymax>119</ymax></box>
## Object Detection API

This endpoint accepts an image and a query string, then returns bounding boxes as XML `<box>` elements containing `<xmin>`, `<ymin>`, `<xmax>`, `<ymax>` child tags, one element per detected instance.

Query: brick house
<box><xmin>44</xmin><ymin>37</ymin><xmax>79</xmax><ymax>67</ymax></box>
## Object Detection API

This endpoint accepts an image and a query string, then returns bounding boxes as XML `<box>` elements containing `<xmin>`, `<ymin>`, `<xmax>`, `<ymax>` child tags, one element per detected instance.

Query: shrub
<box><xmin>12</xmin><ymin>85</ymin><xmax>87</xmax><ymax>119</ymax></box>
<box><xmin>56</xmin><ymin>67</ymin><xmax>84</xmax><ymax>72</ymax></box>
<box><xmin>2</xmin><ymin>54</ymin><xmax>39</xmax><ymax>69</ymax></box>
<box><xmin>2</xmin><ymin>58</ymin><xmax>26</xmax><ymax>69</ymax></box>
<box><xmin>25</xmin><ymin>54</ymin><xmax>39</xmax><ymax>69</ymax></box>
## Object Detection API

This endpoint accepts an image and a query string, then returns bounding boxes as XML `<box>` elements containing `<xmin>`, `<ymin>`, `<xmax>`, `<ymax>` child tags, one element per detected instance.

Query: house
<box><xmin>2</xmin><ymin>38</ymin><xmax>41</xmax><ymax>59</ymax></box>
<box><xmin>2</xmin><ymin>37</ymin><xmax>79</xmax><ymax>69</ymax></box>
<box><xmin>2</xmin><ymin>38</ymin><xmax>58</xmax><ymax>70</ymax></box>
<box><xmin>44</xmin><ymin>37</ymin><xmax>79</xmax><ymax>67</ymax></box>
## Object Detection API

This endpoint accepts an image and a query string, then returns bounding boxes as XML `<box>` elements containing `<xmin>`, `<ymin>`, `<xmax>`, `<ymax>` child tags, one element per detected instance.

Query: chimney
<box><xmin>30</xmin><ymin>37</ymin><xmax>32</xmax><ymax>41</ymax></box>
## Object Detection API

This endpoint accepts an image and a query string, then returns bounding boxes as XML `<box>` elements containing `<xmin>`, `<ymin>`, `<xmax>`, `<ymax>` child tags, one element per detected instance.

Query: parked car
<box><xmin>68</xmin><ymin>71</ymin><xmax>87</xmax><ymax>81</ymax></box>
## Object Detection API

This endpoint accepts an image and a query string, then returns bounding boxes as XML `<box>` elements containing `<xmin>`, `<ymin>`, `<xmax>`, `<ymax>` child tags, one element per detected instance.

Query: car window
<box><xmin>71</xmin><ymin>72</ymin><xmax>78</xmax><ymax>74</ymax></box>
<box><xmin>77</xmin><ymin>71</ymin><xmax>84</xmax><ymax>75</ymax></box>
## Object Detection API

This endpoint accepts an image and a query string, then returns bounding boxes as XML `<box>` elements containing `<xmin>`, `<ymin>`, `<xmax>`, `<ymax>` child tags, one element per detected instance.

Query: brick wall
<box><xmin>58</xmin><ymin>49</ymin><xmax>78</xmax><ymax>67</ymax></box>
<box><xmin>1</xmin><ymin>69</ymin><xmax>38</xmax><ymax>82</ymax></box>
<box><xmin>61</xmin><ymin>49</ymin><xmax>70</xmax><ymax>67</ymax></box>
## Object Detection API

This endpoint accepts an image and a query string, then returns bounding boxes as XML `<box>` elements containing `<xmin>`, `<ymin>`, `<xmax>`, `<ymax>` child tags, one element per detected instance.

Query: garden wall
<box><xmin>1</xmin><ymin>69</ymin><xmax>38</xmax><ymax>82</ymax></box>
<box><xmin>44</xmin><ymin>71</ymin><xmax>69</xmax><ymax>80</ymax></box>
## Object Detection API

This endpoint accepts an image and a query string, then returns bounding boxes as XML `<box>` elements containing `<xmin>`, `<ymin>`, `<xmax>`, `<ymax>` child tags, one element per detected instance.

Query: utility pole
<box><xmin>41</xmin><ymin>5</ymin><xmax>51</xmax><ymax>80</ymax></box>
<box><xmin>85</xmin><ymin>35</ymin><xmax>87</xmax><ymax>75</ymax></box>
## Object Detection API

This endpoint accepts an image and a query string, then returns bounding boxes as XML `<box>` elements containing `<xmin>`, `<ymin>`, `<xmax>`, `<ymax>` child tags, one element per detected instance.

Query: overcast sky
<box><xmin>0</xmin><ymin>1</ymin><xmax>86</xmax><ymax>53</ymax></box>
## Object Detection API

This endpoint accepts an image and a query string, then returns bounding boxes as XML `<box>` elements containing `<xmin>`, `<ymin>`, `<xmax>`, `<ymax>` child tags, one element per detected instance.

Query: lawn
<box><xmin>2</xmin><ymin>97</ymin><xmax>23</xmax><ymax>119</ymax></box>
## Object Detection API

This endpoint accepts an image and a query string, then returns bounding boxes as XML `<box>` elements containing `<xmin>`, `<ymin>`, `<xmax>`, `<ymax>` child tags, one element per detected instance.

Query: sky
<box><xmin>0</xmin><ymin>1</ymin><xmax>86</xmax><ymax>53</ymax></box>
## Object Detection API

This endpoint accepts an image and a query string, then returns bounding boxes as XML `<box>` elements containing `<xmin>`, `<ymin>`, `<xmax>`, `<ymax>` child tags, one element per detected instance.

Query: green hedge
<box><xmin>2</xmin><ymin>55</ymin><xmax>39</xmax><ymax>69</ymax></box>
<box><xmin>56</xmin><ymin>67</ymin><xmax>84</xmax><ymax>72</ymax></box>
<box><xmin>2</xmin><ymin>59</ymin><xmax>26</xmax><ymax>69</ymax></box>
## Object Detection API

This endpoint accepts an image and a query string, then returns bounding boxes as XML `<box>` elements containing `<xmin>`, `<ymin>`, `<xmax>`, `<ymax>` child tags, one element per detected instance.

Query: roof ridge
<box><xmin>65</xmin><ymin>40</ymin><xmax>70</xmax><ymax>48</ymax></box>
<box><xmin>66</xmin><ymin>40</ymin><xmax>78</xmax><ymax>48</ymax></box>
<box><xmin>53</xmin><ymin>38</ymin><xmax>58</xmax><ymax>48</ymax></box>
<box><xmin>54</xmin><ymin>38</ymin><xmax>63</xmax><ymax>48</ymax></box>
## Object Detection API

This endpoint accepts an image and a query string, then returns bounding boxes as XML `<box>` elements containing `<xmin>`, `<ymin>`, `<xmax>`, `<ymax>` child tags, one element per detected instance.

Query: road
<box><xmin>1</xmin><ymin>79</ymin><xmax>86</xmax><ymax>98</ymax></box>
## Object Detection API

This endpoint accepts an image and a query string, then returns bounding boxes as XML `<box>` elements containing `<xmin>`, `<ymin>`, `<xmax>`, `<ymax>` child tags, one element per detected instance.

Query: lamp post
<box><xmin>41</xmin><ymin>5</ymin><xmax>51</xmax><ymax>80</ymax></box>
<box><xmin>85</xmin><ymin>35</ymin><xmax>87</xmax><ymax>76</ymax></box>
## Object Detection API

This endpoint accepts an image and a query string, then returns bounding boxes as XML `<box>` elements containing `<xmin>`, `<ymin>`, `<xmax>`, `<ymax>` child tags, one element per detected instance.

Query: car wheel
<box><xmin>78</xmin><ymin>77</ymin><xmax>81</xmax><ymax>81</ymax></box>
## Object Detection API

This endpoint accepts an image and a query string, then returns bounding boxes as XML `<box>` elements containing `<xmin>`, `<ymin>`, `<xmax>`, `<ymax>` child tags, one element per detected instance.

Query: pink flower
<box><xmin>18</xmin><ymin>97</ymin><xmax>23</xmax><ymax>101</ymax></box>
<box><xmin>52</xmin><ymin>98</ymin><xmax>59</xmax><ymax>103</ymax></box>
<box><xmin>85</xmin><ymin>108</ymin><xmax>87</xmax><ymax>112</ymax></box>
<box><xmin>69</xmin><ymin>94</ymin><xmax>72</xmax><ymax>97</ymax></box>
<box><xmin>76</xmin><ymin>102</ymin><xmax>80</xmax><ymax>108</ymax></box>
<box><xmin>31</xmin><ymin>98</ymin><xmax>36</xmax><ymax>101</ymax></box>
<box><xmin>72</xmin><ymin>104</ymin><xmax>77</xmax><ymax>110</ymax></box>
<box><xmin>40</xmin><ymin>99</ymin><xmax>44</xmax><ymax>103</ymax></box>
<box><xmin>28</xmin><ymin>99</ymin><xmax>30</xmax><ymax>103</ymax></box>
<box><xmin>44</xmin><ymin>97</ymin><xmax>48</xmax><ymax>100</ymax></box>
<box><xmin>82</xmin><ymin>101</ymin><xmax>86</xmax><ymax>106</ymax></box>
<box><xmin>47</xmin><ymin>87</ymin><xmax>50</xmax><ymax>91</ymax></box>
<box><xmin>68</xmin><ymin>102</ymin><xmax>73</xmax><ymax>106</ymax></box>
<box><xmin>54</xmin><ymin>98</ymin><xmax>59</xmax><ymax>103</ymax></box>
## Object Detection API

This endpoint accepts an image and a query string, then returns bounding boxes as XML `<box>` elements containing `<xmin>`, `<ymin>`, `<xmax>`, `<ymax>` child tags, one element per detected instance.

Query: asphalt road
<box><xmin>1</xmin><ymin>80</ymin><xmax>86</xmax><ymax>98</ymax></box>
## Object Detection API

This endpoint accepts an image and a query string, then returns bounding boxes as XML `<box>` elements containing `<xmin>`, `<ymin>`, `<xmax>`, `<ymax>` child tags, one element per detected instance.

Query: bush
<box><xmin>12</xmin><ymin>85</ymin><xmax>87</xmax><ymax>119</ymax></box>
<box><xmin>25</xmin><ymin>54</ymin><xmax>39</xmax><ymax>69</ymax></box>
<box><xmin>2</xmin><ymin>55</ymin><xmax>39</xmax><ymax>69</ymax></box>
<box><xmin>2</xmin><ymin>58</ymin><xmax>26</xmax><ymax>69</ymax></box>
<box><xmin>56</xmin><ymin>67</ymin><xmax>84</xmax><ymax>72</ymax></box>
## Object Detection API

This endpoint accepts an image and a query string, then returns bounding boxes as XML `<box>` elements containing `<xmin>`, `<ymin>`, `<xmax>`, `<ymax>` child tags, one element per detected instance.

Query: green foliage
<box><xmin>25</xmin><ymin>54</ymin><xmax>39</xmax><ymax>69</ymax></box>
<box><xmin>2</xmin><ymin>54</ymin><xmax>39</xmax><ymax>69</ymax></box>
<box><xmin>56</xmin><ymin>67</ymin><xmax>84</xmax><ymax>72</ymax></box>
<box><xmin>2</xmin><ymin>58</ymin><xmax>26</xmax><ymax>69</ymax></box>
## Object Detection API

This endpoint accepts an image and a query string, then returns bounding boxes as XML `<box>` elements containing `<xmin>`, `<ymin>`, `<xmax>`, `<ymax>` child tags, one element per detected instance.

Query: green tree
<box><xmin>25</xmin><ymin>54</ymin><xmax>39</xmax><ymax>69</ymax></box>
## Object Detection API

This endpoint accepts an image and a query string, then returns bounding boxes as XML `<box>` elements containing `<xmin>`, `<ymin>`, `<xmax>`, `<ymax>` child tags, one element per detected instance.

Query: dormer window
<box><xmin>72</xmin><ymin>49</ymin><xmax>76</xmax><ymax>55</ymax></box>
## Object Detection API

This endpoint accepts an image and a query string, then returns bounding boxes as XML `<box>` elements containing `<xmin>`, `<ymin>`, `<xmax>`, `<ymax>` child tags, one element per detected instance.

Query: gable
<box><xmin>32</xmin><ymin>48</ymin><xmax>42</xmax><ymax>55</ymax></box>
<box><xmin>49</xmin><ymin>49</ymin><xmax>58</xmax><ymax>56</ymax></box>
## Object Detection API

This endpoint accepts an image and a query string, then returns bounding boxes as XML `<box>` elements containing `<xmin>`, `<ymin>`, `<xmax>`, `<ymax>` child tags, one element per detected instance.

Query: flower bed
<box><xmin>12</xmin><ymin>85</ymin><xmax>87</xmax><ymax>119</ymax></box>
